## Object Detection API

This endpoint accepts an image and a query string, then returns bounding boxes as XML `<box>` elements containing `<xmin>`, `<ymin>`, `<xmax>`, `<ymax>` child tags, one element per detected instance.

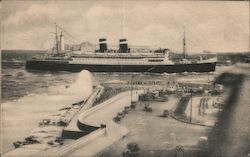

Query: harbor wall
<box><xmin>48</xmin><ymin>128</ymin><xmax>105</xmax><ymax>157</ymax></box>
<box><xmin>62</xmin><ymin>85</ymin><xmax>104</xmax><ymax>139</ymax></box>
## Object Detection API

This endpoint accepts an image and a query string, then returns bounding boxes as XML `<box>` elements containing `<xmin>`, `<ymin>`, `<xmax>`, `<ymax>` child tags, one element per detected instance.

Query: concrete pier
<box><xmin>65</xmin><ymin>90</ymin><xmax>144</xmax><ymax>157</ymax></box>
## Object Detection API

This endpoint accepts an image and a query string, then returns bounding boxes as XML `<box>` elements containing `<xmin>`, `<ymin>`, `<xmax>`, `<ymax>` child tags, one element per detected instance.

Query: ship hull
<box><xmin>26</xmin><ymin>60</ymin><xmax>216</xmax><ymax>73</ymax></box>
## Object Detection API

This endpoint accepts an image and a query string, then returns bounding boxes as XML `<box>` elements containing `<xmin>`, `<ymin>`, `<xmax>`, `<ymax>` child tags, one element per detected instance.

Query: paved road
<box><xmin>99</xmin><ymin>96</ymin><xmax>210</xmax><ymax>157</ymax></box>
<box><xmin>79</xmin><ymin>90</ymin><xmax>143</xmax><ymax>126</ymax></box>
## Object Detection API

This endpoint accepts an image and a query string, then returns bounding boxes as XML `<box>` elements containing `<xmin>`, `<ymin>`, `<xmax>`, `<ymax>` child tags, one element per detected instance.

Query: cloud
<box><xmin>2</xmin><ymin>1</ymin><xmax>249</xmax><ymax>52</ymax></box>
<box><xmin>2</xmin><ymin>2</ymin><xmax>82</xmax><ymax>49</ymax></box>
<box><xmin>85</xmin><ymin>6</ymin><xmax>123</xmax><ymax>39</ymax></box>
<box><xmin>3</xmin><ymin>3</ymin><xmax>78</xmax><ymax>28</ymax></box>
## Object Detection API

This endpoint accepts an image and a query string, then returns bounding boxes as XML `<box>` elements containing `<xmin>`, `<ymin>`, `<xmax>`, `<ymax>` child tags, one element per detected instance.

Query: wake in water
<box><xmin>1</xmin><ymin>70</ymin><xmax>94</xmax><ymax>153</ymax></box>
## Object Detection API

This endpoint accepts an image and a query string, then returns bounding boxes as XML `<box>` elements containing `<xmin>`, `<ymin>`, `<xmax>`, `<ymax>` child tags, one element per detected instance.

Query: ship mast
<box><xmin>55</xmin><ymin>23</ymin><xmax>59</xmax><ymax>55</ymax></box>
<box><xmin>183</xmin><ymin>31</ymin><xmax>186</xmax><ymax>59</ymax></box>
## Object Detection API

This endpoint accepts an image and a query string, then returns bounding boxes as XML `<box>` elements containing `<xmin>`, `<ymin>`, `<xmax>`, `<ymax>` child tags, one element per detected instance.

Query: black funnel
<box><xmin>99</xmin><ymin>38</ymin><xmax>107</xmax><ymax>53</ymax></box>
<box><xmin>119</xmin><ymin>39</ymin><xmax>128</xmax><ymax>53</ymax></box>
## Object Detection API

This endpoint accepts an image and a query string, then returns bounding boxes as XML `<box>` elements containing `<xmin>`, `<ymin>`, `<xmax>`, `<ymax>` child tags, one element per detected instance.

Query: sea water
<box><xmin>1</xmin><ymin>51</ymin><xmax>93</xmax><ymax>153</ymax></box>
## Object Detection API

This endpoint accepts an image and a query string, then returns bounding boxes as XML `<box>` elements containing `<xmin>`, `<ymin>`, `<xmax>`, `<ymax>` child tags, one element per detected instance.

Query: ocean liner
<box><xmin>26</xmin><ymin>25</ymin><xmax>217</xmax><ymax>73</ymax></box>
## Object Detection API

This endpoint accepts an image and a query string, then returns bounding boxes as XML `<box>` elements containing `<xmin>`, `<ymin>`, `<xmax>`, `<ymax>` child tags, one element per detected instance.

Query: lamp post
<box><xmin>190</xmin><ymin>85</ymin><xmax>193</xmax><ymax>123</ymax></box>
<box><xmin>131</xmin><ymin>75</ymin><xmax>136</xmax><ymax>104</ymax></box>
<box><xmin>212</xmin><ymin>81</ymin><xmax>215</xmax><ymax>106</ymax></box>
<box><xmin>131</xmin><ymin>76</ymin><xmax>133</xmax><ymax>104</ymax></box>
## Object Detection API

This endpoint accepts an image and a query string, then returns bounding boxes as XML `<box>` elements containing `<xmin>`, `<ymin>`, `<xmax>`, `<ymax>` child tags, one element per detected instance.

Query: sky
<box><xmin>1</xmin><ymin>0</ymin><xmax>249</xmax><ymax>53</ymax></box>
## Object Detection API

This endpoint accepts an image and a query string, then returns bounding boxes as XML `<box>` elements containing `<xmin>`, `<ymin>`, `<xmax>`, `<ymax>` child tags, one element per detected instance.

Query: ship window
<box><xmin>148</xmin><ymin>59</ymin><xmax>164</xmax><ymax>62</ymax></box>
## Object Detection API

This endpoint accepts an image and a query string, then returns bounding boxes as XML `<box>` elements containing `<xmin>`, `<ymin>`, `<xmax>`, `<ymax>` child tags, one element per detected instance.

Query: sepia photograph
<box><xmin>1</xmin><ymin>0</ymin><xmax>250</xmax><ymax>157</ymax></box>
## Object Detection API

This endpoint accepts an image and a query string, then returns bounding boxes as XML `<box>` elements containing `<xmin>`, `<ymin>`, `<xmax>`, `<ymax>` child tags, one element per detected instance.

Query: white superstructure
<box><xmin>69</xmin><ymin>51</ymin><xmax>174</xmax><ymax>65</ymax></box>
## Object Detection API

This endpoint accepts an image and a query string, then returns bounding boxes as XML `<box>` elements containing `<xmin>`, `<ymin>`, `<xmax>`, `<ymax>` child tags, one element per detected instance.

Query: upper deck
<box><xmin>69</xmin><ymin>52</ymin><xmax>174</xmax><ymax>65</ymax></box>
